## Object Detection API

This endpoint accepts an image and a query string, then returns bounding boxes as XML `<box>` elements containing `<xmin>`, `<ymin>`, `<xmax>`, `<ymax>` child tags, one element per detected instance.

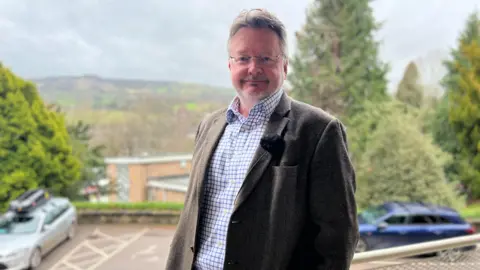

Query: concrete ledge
<box><xmin>77</xmin><ymin>210</ymin><xmax>182</xmax><ymax>225</ymax></box>
<box><xmin>77</xmin><ymin>210</ymin><xmax>480</xmax><ymax>228</ymax></box>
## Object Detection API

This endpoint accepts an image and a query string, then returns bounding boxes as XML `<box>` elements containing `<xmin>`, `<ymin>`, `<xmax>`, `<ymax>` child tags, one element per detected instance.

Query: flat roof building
<box><xmin>105</xmin><ymin>154</ymin><xmax>192</xmax><ymax>203</ymax></box>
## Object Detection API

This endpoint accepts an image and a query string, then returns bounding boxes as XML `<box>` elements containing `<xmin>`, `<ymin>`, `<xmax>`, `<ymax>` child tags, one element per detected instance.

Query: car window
<box><xmin>44</xmin><ymin>201</ymin><xmax>71</xmax><ymax>225</ymax></box>
<box><xmin>384</xmin><ymin>215</ymin><xmax>406</xmax><ymax>224</ymax></box>
<box><xmin>434</xmin><ymin>215</ymin><xmax>454</xmax><ymax>224</ymax></box>
<box><xmin>0</xmin><ymin>215</ymin><xmax>41</xmax><ymax>234</ymax></box>
<box><xmin>359</xmin><ymin>205</ymin><xmax>388</xmax><ymax>224</ymax></box>
<box><xmin>408</xmin><ymin>215</ymin><xmax>434</xmax><ymax>224</ymax></box>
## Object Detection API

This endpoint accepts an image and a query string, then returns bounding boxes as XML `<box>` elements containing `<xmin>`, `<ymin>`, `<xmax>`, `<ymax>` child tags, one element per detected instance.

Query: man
<box><xmin>166</xmin><ymin>8</ymin><xmax>359</xmax><ymax>270</ymax></box>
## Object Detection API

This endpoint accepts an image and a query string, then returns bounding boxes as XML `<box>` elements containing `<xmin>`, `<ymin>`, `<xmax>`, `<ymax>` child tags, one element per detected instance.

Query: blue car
<box><xmin>356</xmin><ymin>201</ymin><xmax>476</xmax><ymax>253</ymax></box>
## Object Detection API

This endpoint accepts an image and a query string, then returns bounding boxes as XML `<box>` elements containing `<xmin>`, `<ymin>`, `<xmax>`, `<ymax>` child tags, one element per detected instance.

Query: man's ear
<box><xmin>283</xmin><ymin>59</ymin><xmax>288</xmax><ymax>79</ymax></box>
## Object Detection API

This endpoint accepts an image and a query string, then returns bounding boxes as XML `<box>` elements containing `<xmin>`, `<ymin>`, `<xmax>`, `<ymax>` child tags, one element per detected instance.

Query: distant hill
<box><xmin>32</xmin><ymin>75</ymin><xmax>235</xmax><ymax>110</ymax></box>
<box><xmin>29</xmin><ymin>75</ymin><xmax>235</xmax><ymax>155</ymax></box>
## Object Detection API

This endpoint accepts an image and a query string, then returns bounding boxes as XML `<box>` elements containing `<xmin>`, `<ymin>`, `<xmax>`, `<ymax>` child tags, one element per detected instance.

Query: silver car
<box><xmin>0</xmin><ymin>197</ymin><xmax>77</xmax><ymax>270</ymax></box>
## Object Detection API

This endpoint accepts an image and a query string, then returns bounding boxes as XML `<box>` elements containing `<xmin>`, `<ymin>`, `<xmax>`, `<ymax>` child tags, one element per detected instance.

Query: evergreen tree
<box><xmin>437</xmin><ymin>10</ymin><xmax>480</xmax><ymax>200</ymax></box>
<box><xmin>288</xmin><ymin>0</ymin><xmax>389</xmax><ymax>118</ymax></box>
<box><xmin>395</xmin><ymin>61</ymin><xmax>424</xmax><ymax>108</ymax></box>
<box><xmin>355</xmin><ymin>109</ymin><xmax>464</xmax><ymax>210</ymax></box>
<box><xmin>0</xmin><ymin>64</ymin><xmax>42</xmax><ymax>209</ymax></box>
<box><xmin>66</xmin><ymin>119</ymin><xmax>107</xmax><ymax>200</ymax></box>
<box><xmin>0</xmin><ymin>63</ymin><xmax>81</xmax><ymax>210</ymax></box>
<box><xmin>346</xmin><ymin>99</ymin><xmax>419</xmax><ymax>164</ymax></box>
<box><xmin>447</xmin><ymin>39</ymin><xmax>480</xmax><ymax>198</ymax></box>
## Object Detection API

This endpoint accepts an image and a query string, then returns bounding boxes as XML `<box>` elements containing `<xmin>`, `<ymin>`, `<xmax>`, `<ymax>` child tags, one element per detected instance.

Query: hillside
<box><xmin>31</xmin><ymin>75</ymin><xmax>236</xmax><ymax>156</ymax></box>
<box><xmin>32</xmin><ymin>75</ymin><xmax>235</xmax><ymax>110</ymax></box>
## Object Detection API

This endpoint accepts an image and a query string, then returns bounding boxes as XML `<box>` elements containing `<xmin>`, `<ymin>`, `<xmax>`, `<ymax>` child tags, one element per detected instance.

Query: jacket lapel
<box><xmin>195</xmin><ymin>113</ymin><xmax>227</xmax><ymax>205</ymax></box>
<box><xmin>233</xmin><ymin>93</ymin><xmax>291</xmax><ymax>212</ymax></box>
<box><xmin>192</xmin><ymin>112</ymin><xmax>227</xmax><ymax>251</ymax></box>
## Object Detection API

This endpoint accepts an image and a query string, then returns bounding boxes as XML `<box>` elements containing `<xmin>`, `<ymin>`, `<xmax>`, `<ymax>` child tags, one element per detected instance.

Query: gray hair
<box><xmin>227</xmin><ymin>8</ymin><xmax>288</xmax><ymax>57</ymax></box>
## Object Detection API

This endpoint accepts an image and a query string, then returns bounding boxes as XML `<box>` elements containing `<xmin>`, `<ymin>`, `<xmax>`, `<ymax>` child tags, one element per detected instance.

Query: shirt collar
<box><xmin>226</xmin><ymin>88</ymin><xmax>284</xmax><ymax>124</ymax></box>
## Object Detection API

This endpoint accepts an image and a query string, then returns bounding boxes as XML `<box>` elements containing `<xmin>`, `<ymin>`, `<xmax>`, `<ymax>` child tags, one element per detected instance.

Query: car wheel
<box><xmin>355</xmin><ymin>237</ymin><xmax>368</xmax><ymax>253</ymax></box>
<box><xmin>29</xmin><ymin>247</ymin><xmax>42</xmax><ymax>270</ymax></box>
<box><xmin>67</xmin><ymin>223</ymin><xmax>76</xmax><ymax>240</ymax></box>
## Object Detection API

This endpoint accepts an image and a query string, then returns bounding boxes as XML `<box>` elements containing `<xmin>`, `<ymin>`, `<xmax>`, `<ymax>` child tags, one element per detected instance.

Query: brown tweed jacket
<box><xmin>166</xmin><ymin>92</ymin><xmax>359</xmax><ymax>270</ymax></box>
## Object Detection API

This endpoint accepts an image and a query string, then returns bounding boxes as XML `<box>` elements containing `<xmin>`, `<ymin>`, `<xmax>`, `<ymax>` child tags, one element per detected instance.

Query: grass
<box><xmin>460</xmin><ymin>204</ymin><xmax>480</xmax><ymax>219</ymax></box>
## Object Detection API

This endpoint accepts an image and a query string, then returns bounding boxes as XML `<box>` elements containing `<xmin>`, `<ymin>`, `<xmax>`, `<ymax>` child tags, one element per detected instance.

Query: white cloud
<box><xmin>0</xmin><ymin>0</ymin><xmax>478</xmax><ymax>90</ymax></box>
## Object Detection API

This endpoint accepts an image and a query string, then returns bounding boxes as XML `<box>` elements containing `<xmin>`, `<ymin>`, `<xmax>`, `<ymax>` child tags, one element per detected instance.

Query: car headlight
<box><xmin>5</xmin><ymin>248</ymin><xmax>29</xmax><ymax>259</ymax></box>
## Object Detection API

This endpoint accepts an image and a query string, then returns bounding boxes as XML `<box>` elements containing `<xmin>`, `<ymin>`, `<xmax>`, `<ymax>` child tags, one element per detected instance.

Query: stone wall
<box><xmin>77</xmin><ymin>210</ymin><xmax>480</xmax><ymax>232</ymax></box>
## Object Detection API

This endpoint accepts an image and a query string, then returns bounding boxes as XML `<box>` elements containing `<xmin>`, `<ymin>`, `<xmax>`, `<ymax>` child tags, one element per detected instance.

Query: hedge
<box><xmin>73</xmin><ymin>201</ymin><xmax>184</xmax><ymax>211</ymax></box>
<box><xmin>72</xmin><ymin>201</ymin><xmax>480</xmax><ymax>219</ymax></box>
<box><xmin>461</xmin><ymin>204</ymin><xmax>480</xmax><ymax>219</ymax></box>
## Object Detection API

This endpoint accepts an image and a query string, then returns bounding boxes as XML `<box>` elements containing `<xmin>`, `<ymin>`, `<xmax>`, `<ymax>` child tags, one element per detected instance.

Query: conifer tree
<box><xmin>0</xmin><ymin>63</ymin><xmax>81</xmax><ymax>209</ymax></box>
<box><xmin>395</xmin><ymin>61</ymin><xmax>424</xmax><ymax>108</ymax></box>
<box><xmin>447</xmin><ymin>39</ymin><xmax>480</xmax><ymax>198</ymax></box>
<box><xmin>356</xmin><ymin>109</ymin><xmax>463</xmax><ymax>209</ymax></box>
<box><xmin>435</xmin><ymin>10</ymin><xmax>480</xmax><ymax>200</ymax></box>
<box><xmin>288</xmin><ymin>0</ymin><xmax>389</xmax><ymax>118</ymax></box>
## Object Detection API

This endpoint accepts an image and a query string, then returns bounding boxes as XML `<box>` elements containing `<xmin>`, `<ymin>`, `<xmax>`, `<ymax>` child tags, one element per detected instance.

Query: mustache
<box><xmin>242</xmin><ymin>77</ymin><xmax>269</xmax><ymax>82</ymax></box>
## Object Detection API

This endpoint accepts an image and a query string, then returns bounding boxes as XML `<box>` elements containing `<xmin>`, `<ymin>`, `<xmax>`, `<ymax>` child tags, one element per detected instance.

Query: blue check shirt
<box><xmin>193</xmin><ymin>89</ymin><xmax>284</xmax><ymax>269</ymax></box>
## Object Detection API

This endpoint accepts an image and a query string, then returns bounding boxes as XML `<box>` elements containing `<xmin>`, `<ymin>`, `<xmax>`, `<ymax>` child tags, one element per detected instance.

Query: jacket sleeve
<box><xmin>309</xmin><ymin>118</ymin><xmax>359</xmax><ymax>270</ymax></box>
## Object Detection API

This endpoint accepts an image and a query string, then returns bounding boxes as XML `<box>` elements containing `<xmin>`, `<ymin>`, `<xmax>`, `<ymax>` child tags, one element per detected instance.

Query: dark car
<box><xmin>356</xmin><ymin>201</ymin><xmax>476</xmax><ymax>253</ymax></box>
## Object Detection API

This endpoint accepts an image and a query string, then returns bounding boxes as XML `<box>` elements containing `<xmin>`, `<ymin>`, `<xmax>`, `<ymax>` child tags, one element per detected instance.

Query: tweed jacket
<box><xmin>166</xmin><ymin>92</ymin><xmax>359</xmax><ymax>270</ymax></box>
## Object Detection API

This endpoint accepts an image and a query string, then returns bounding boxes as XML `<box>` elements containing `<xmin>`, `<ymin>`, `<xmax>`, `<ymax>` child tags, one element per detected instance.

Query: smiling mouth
<box><xmin>245</xmin><ymin>80</ymin><xmax>268</xmax><ymax>83</ymax></box>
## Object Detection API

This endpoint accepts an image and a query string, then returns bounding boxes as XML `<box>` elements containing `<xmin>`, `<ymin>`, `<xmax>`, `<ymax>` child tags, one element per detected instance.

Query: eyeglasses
<box><xmin>229</xmin><ymin>54</ymin><xmax>283</xmax><ymax>66</ymax></box>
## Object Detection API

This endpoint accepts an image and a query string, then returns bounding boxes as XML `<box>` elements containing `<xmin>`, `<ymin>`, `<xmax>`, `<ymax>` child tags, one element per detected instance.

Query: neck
<box><xmin>238</xmin><ymin>100</ymin><xmax>254</xmax><ymax>117</ymax></box>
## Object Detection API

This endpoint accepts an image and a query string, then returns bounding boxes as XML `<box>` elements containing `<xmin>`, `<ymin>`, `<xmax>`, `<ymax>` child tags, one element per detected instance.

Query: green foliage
<box><xmin>73</xmin><ymin>201</ymin><xmax>184</xmax><ymax>211</ymax></box>
<box><xmin>424</xmin><ymin>95</ymin><xmax>477</xmax><ymax>198</ymax></box>
<box><xmin>65</xmin><ymin>119</ymin><xmax>107</xmax><ymax>200</ymax></box>
<box><xmin>0</xmin><ymin>63</ymin><xmax>81</xmax><ymax>210</ymax></box>
<box><xmin>447</xmin><ymin>39</ymin><xmax>480</xmax><ymax>198</ymax></box>
<box><xmin>435</xmin><ymin>11</ymin><xmax>480</xmax><ymax>200</ymax></box>
<box><xmin>395</xmin><ymin>61</ymin><xmax>424</xmax><ymax>108</ymax></box>
<box><xmin>288</xmin><ymin>0</ymin><xmax>389</xmax><ymax>118</ymax></box>
<box><xmin>345</xmin><ymin>99</ymin><xmax>419</xmax><ymax>164</ymax></box>
<box><xmin>354</xmin><ymin>108</ymin><xmax>464</xmax><ymax>210</ymax></box>
<box><xmin>461</xmin><ymin>204</ymin><xmax>480</xmax><ymax>219</ymax></box>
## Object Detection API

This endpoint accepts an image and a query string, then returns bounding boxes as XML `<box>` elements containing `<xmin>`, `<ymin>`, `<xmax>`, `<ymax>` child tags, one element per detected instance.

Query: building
<box><xmin>105</xmin><ymin>154</ymin><xmax>192</xmax><ymax>203</ymax></box>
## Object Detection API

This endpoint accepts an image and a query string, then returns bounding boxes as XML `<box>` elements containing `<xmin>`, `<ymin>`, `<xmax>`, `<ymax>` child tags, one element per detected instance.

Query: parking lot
<box><xmin>39</xmin><ymin>224</ymin><xmax>176</xmax><ymax>270</ymax></box>
<box><xmin>37</xmin><ymin>224</ymin><xmax>479</xmax><ymax>270</ymax></box>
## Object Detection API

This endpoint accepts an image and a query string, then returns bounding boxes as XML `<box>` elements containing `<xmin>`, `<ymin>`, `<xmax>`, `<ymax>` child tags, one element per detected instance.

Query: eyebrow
<box><xmin>234</xmin><ymin>50</ymin><xmax>276</xmax><ymax>56</ymax></box>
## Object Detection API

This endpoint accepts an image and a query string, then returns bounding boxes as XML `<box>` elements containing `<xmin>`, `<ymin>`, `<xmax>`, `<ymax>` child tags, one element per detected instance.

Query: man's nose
<box><xmin>248</xmin><ymin>60</ymin><xmax>263</xmax><ymax>76</ymax></box>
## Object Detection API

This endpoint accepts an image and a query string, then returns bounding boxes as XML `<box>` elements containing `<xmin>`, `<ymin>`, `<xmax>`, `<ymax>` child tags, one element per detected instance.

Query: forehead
<box><xmin>229</xmin><ymin>27</ymin><xmax>281</xmax><ymax>55</ymax></box>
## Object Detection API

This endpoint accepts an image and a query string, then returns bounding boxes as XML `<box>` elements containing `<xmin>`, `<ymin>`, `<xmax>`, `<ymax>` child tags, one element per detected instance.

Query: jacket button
<box><xmin>227</xmin><ymin>261</ymin><xmax>238</xmax><ymax>265</ymax></box>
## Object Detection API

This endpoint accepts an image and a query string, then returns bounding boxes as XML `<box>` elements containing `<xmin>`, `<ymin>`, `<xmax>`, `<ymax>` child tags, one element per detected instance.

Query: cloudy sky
<box><xmin>0</xmin><ymin>0</ymin><xmax>478</xmax><ymax>92</ymax></box>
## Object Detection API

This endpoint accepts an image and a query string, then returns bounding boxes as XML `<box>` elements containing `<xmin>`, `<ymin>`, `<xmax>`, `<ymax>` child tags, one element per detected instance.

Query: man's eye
<box><xmin>239</xmin><ymin>57</ymin><xmax>250</xmax><ymax>61</ymax></box>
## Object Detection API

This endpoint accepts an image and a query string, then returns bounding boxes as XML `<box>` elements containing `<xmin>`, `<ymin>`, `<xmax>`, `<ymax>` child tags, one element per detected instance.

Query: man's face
<box><xmin>228</xmin><ymin>27</ymin><xmax>288</xmax><ymax>104</ymax></box>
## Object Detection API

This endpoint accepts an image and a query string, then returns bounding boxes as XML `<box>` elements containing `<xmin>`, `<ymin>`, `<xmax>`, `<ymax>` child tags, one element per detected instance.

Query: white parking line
<box><xmin>48</xmin><ymin>227</ymin><xmax>149</xmax><ymax>270</ymax></box>
<box><xmin>85</xmin><ymin>228</ymin><xmax>149</xmax><ymax>270</ymax></box>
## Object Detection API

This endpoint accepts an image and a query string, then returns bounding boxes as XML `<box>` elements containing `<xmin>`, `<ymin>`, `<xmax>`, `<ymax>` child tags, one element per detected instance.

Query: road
<box><xmin>37</xmin><ymin>224</ymin><xmax>479</xmax><ymax>270</ymax></box>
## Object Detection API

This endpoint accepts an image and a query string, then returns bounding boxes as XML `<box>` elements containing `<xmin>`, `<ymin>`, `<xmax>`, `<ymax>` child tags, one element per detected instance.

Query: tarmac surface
<box><xmin>39</xmin><ymin>224</ymin><xmax>176</xmax><ymax>270</ymax></box>
<box><xmin>37</xmin><ymin>224</ymin><xmax>479</xmax><ymax>270</ymax></box>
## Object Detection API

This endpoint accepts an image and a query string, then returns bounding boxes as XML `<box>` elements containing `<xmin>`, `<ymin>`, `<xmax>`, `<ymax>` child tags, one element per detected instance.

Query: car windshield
<box><xmin>359</xmin><ymin>205</ymin><xmax>388</xmax><ymax>224</ymax></box>
<box><xmin>0</xmin><ymin>214</ymin><xmax>41</xmax><ymax>234</ymax></box>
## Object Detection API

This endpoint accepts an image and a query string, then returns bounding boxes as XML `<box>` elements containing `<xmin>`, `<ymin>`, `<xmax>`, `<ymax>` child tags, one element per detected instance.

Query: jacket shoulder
<box><xmin>195</xmin><ymin>107</ymin><xmax>227</xmax><ymax>138</ymax></box>
<box><xmin>289</xmin><ymin>98</ymin><xmax>343</xmax><ymax>134</ymax></box>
